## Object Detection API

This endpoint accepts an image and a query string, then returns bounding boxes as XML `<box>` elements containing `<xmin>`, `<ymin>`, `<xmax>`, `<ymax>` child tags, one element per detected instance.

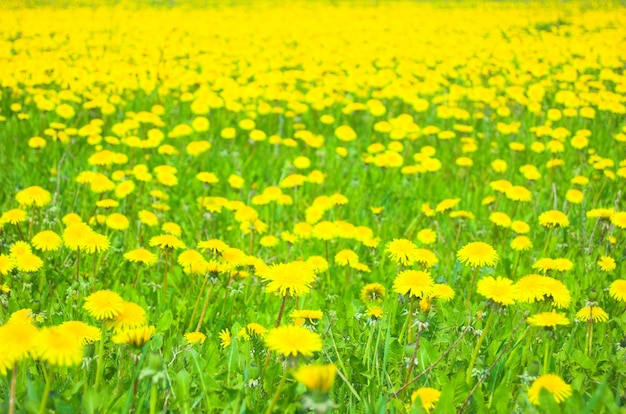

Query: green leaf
<box><xmin>156</xmin><ymin>309</ymin><xmax>173</xmax><ymax>332</ymax></box>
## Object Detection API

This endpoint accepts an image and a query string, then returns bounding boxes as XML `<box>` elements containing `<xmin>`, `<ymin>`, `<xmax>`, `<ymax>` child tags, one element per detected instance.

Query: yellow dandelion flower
<box><xmin>197</xmin><ymin>239</ymin><xmax>230</xmax><ymax>253</ymax></box>
<box><xmin>527</xmin><ymin>312</ymin><xmax>570</xmax><ymax>328</ymax></box>
<box><xmin>15</xmin><ymin>186</ymin><xmax>51</xmax><ymax>207</ymax></box>
<box><xmin>35</xmin><ymin>326</ymin><xmax>84</xmax><ymax>367</ymax></box>
<box><xmin>112</xmin><ymin>326</ymin><xmax>156</xmax><ymax>347</ymax></box>
<box><xmin>411</xmin><ymin>387</ymin><xmax>441</xmax><ymax>412</ymax></box>
<box><xmin>429</xmin><ymin>284</ymin><xmax>455</xmax><ymax>301</ymax></box>
<box><xmin>292</xmin><ymin>363</ymin><xmax>336</xmax><ymax>392</ymax></box>
<box><xmin>83</xmin><ymin>290</ymin><xmax>125</xmax><ymax>320</ymax></box>
<box><xmin>457</xmin><ymin>242</ymin><xmax>498</xmax><ymax>268</ymax></box>
<box><xmin>149</xmin><ymin>234</ymin><xmax>186</xmax><ymax>250</ymax></box>
<box><xmin>265</xmin><ymin>325</ymin><xmax>322</xmax><ymax>357</ymax></box>
<box><xmin>538</xmin><ymin>210</ymin><xmax>569</xmax><ymax>228</ymax></box>
<box><xmin>14</xmin><ymin>253</ymin><xmax>43</xmax><ymax>273</ymax></box>
<box><xmin>576</xmin><ymin>305</ymin><xmax>608</xmax><ymax>323</ymax></box>
<box><xmin>31</xmin><ymin>230</ymin><xmax>63</xmax><ymax>251</ymax></box>
<box><xmin>260</xmin><ymin>261</ymin><xmax>316</xmax><ymax>297</ymax></box>
<box><xmin>511</xmin><ymin>236</ymin><xmax>533</xmax><ymax>251</ymax></box>
<box><xmin>477</xmin><ymin>276</ymin><xmax>517</xmax><ymax>305</ymax></box>
<box><xmin>366</xmin><ymin>305</ymin><xmax>383</xmax><ymax>319</ymax></box>
<box><xmin>290</xmin><ymin>309</ymin><xmax>323</xmax><ymax>324</ymax></box>
<box><xmin>393</xmin><ymin>270</ymin><xmax>434</xmax><ymax>298</ymax></box>
<box><xmin>528</xmin><ymin>374</ymin><xmax>572</xmax><ymax>405</ymax></box>
<box><xmin>360</xmin><ymin>283</ymin><xmax>386</xmax><ymax>303</ymax></box>
<box><xmin>2</xmin><ymin>209</ymin><xmax>28</xmax><ymax>225</ymax></box>
<box><xmin>124</xmin><ymin>248</ymin><xmax>157</xmax><ymax>265</ymax></box>
<box><xmin>110</xmin><ymin>302</ymin><xmax>147</xmax><ymax>331</ymax></box>
<box><xmin>609</xmin><ymin>280</ymin><xmax>626</xmax><ymax>302</ymax></box>
<box><xmin>0</xmin><ymin>322</ymin><xmax>39</xmax><ymax>374</ymax></box>
<box><xmin>597</xmin><ymin>256</ymin><xmax>616</xmax><ymax>272</ymax></box>
<box><xmin>385</xmin><ymin>238</ymin><xmax>419</xmax><ymax>266</ymax></box>
<box><xmin>219</xmin><ymin>329</ymin><xmax>231</xmax><ymax>348</ymax></box>
<box><xmin>0</xmin><ymin>254</ymin><xmax>15</xmax><ymax>276</ymax></box>
<box><xmin>184</xmin><ymin>331</ymin><xmax>206</xmax><ymax>345</ymax></box>
<box><xmin>59</xmin><ymin>321</ymin><xmax>102</xmax><ymax>344</ymax></box>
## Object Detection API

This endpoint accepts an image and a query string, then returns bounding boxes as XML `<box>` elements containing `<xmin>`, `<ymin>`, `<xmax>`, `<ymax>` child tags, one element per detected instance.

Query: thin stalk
<box><xmin>95</xmin><ymin>322</ymin><xmax>106</xmax><ymax>388</ymax></box>
<box><xmin>38</xmin><ymin>364</ymin><xmax>52</xmax><ymax>414</ymax></box>
<box><xmin>194</xmin><ymin>282</ymin><xmax>215</xmax><ymax>332</ymax></box>
<box><xmin>543</xmin><ymin>229</ymin><xmax>553</xmax><ymax>256</ymax></box>
<box><xmin>274</xmin><ymin>295</ymin><xmax>288</xmax><ymax>328</ymax></box>
<box><xmin>76</xmin><ymin>248</ymin><xmax>81</xmax><ymax>281</ymax></box>
<box><xmin>162</xmin><ymin>250</ymin><xmax>170</xmax><ymax>303</ymax></box>
<box><xmin>149</xmin><ymin>382</ymin><xmax>157</xmax><ymax>414</ymax></box>
<box><xmin>266</xmin><ymin>366</ymin><xmax>288</xmax><ymax>414</ymax></box>
<box><xmin>543</xmin><ymin>337</ymin><xmax>551</xmax><ymax>374</ymax></box>
<box><xmin>188</xmin><ymin>275</ymin><xmax>209</xmax><ymax>331</ymax></box>
<box><xmin>512</xmin><ymin>251</ymin><xmax>522</xmax><ymax>277</ymax></box>
<box><xmin>362</xmin><ymin>326</ymin><xmax>376</xmax><ymax>368</ymax></box>
<box><xmin>466</xmin><ymin>309</ymin><xmax>496</xmax><ymax>384</ymax></box>
<box><xmin>9</xmin><ymin>362</ymin><xmax>17</xmax><ymax>414</ymax></box>
<box><xmin>132</xmin><ymin>266</ymin><xmax>141</xmax><ymax>288</ymax></box>
<box><xmin>92</xmin><ymin>254</ymin><xmax>98</xmax><ymax>291</ymax></box>
<box><xmin>403</xmin><ymin>326</ymin><xmax>424</xmax><ymax>394</ymax></box>
<box><xmin>585</xmin><ymin>316</ymin><xmax>593</xmax><ymax>356</ymax></box>
<box><xmin>466</xmin><ymin>267</ymin><xmax>479</xmax><ymax>307</ymax></box>
<box><xmin>407</xmin><ymin>299</ymin><xmax>415</xmax><ymax>344</ymax></box>
<box><xmin>15</xmin><ymin>223</ymin><xmax>25</xmax><ymax>241</ymax></box>
<box><xmin>263</xmin><ymin>295</ymin><xmax>290</xmax><ymax>375</ymax></box>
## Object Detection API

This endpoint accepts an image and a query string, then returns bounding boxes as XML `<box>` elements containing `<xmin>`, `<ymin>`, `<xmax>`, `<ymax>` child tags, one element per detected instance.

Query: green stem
<box><xmin>188</xmin><ymin>275</ymin><xmax>209</xmax><ymax>331</ymax></box>
<box><xmin>15</xmin><ymin>223</ymin><xmax>25</xmax><ymax>241</ymax></box>
<box><xmin>9</xmin><ymin>362</ymin><xmax>17</xmax><ymax>414</ymax></box>
<box><xmin>266</xmin><ymin>367</ymin><xmax>288</xmax><ymax>414</ymax></box>
<box><xmin>585</xmin><ymin>317</ymin><xmax>593</xmax><ymax>356</ymax></box>
<box><xmin>38</xmin><ymin>364</ymin><xmax>52</xmax><ymax>414</ymax></box>
<box><xmin>162</xmin><ymin>250</ymin><xmax>170</xmax><ymax>303</ymax></box>
<box><xmin>403</xmin><ymin>326</ymin><xmax>424</xmax><ymax>393</ymax></box>
<box><xmin>195</xmin><ymin>282</ymin><xmax>215</xmax><ymax>332</ymax></box>
<box><xmin>95</xmin><ymin>323</ymin><xmax>106</xmax><ymax>388</ymax></box>
<box><xmin>407</xmin><ymin>298</ymin><xmax>415</xmax><ymax>344</ymax></box>
<box><xmin>149</xmin><ymin>383</ymin><xmax>157</xmax><ymax>414</ymax></box>
<box><xmin>466</xmin><ymin>267</ymin><xmax>479</xmax><ymax>307</ymax></box>
<box><xmin>466</xmin><ymin>309</ymin><xmax>496</xmax><ymax>384</ymax></box>
<box><xmin>76</xmin><ymin>248</ymin><xmax>81</xmax><ymax>281</ymax></box>
<box><xmin>543</xmin><ymin>229</ymin><xmax>553</xmax><ymax>256</ymax></box>
<box><xmin>132</xmin><ymin>266</ymin><xmax>141</xmax><ymax>288</ymax></box>
<box><xmin>543</xmin><ymin>337</ymin><xmax>551</xmax><ymax>374</ymax></box>
<box><xmin>363</xmin><ymin>326</ymin><xmax>376</xmax><ymax>368</ymax></box>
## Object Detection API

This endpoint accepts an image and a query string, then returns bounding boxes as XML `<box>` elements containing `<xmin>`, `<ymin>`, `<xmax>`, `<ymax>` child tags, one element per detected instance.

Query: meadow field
<box><xmin>1</xmin><ymin>0</ymin><xmax>626</xmax><ymax>412</ymax></box>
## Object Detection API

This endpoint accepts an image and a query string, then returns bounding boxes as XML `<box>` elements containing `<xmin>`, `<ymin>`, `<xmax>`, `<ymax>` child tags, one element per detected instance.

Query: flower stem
<box><xmin>195</xmin><ymin>282</ymin><xmax>215</xmax><ymax>332</ymax></box>
<box><xmin>466</xmin><ymin>309</ymin><xmax>496</xmax><ymax>384</ymax></box>
<box><xmin>543</xmin><ymin>336</ymin><xmax>551</xmax><ymax>374</ymax></box>
<box><xmin>466</xmin><ymin>267</ymin><xmax>479</xmax><ymax>307</ymax></box>
<box><xmin>9</xmin><ymin>362</ymin><xmax>17</xmax><ymax>414</ymax></box>
<box><xmin>403</xmin><ymin>326</ymin><xmax>423</xmax><ymax>393</ymax></box>
<box><xmin>188</xmin><ymin>275</ymin><xmax>209</xmax><ymax>331</ymax></box>
<box><xmin>162</xmin><ymin>250</ymin><xmax>170</xmax><ymax>303</ymax></box>
<box><xmin>132</xmin><ymin>266</ymin><xmax>141</xmax><ymax>288</ymax></box>
<box><xmin>585</xmin><ymin>316</ymin><xmax>593</xmax><ymax>356</ymax></box>
<box><xmin>266</xmin><ymin>366</ymin><xmax>288</xmax><ymax>414</ymax></box>
<box><xmin>15</xmin><ymin>223</ymin><xmax>25</xmax><ymax>241</ymax></box>
<box><xmin>543</xmin><ymin>229</ymin><xmax>553</xmax><ymax>256</ymax></box>
<box><xmin>407</xmin><ymin>298</ymin><xmax>415</xmax><ymax>344</ymax></box>
<box><xmin>274</xmin><ymin>295</ymin><xmax>288</xmax><ymax>328</ymax></box>
<box><xmin>95</xmin><ymin>322</ymin><xmax>106</xmax><ymax>388</ymax></box>
<box><xmin>38</xmin><ymin>364</ymin><xmax>52</xmax><ymax>414</ymax></box>
<box><xmin>76</xmin><ymin>248</ymin><xmax>81</xmax><ymax>281</ymax></box>
<box><xmin>363</xmin><ymin>326</ymin><xmax>376</xmax><ymax>368</ymax></box>
<box><xmin>149</xmin><ymin>382</ymin><xmax>157</xmax><ymax>414</ymax></box>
